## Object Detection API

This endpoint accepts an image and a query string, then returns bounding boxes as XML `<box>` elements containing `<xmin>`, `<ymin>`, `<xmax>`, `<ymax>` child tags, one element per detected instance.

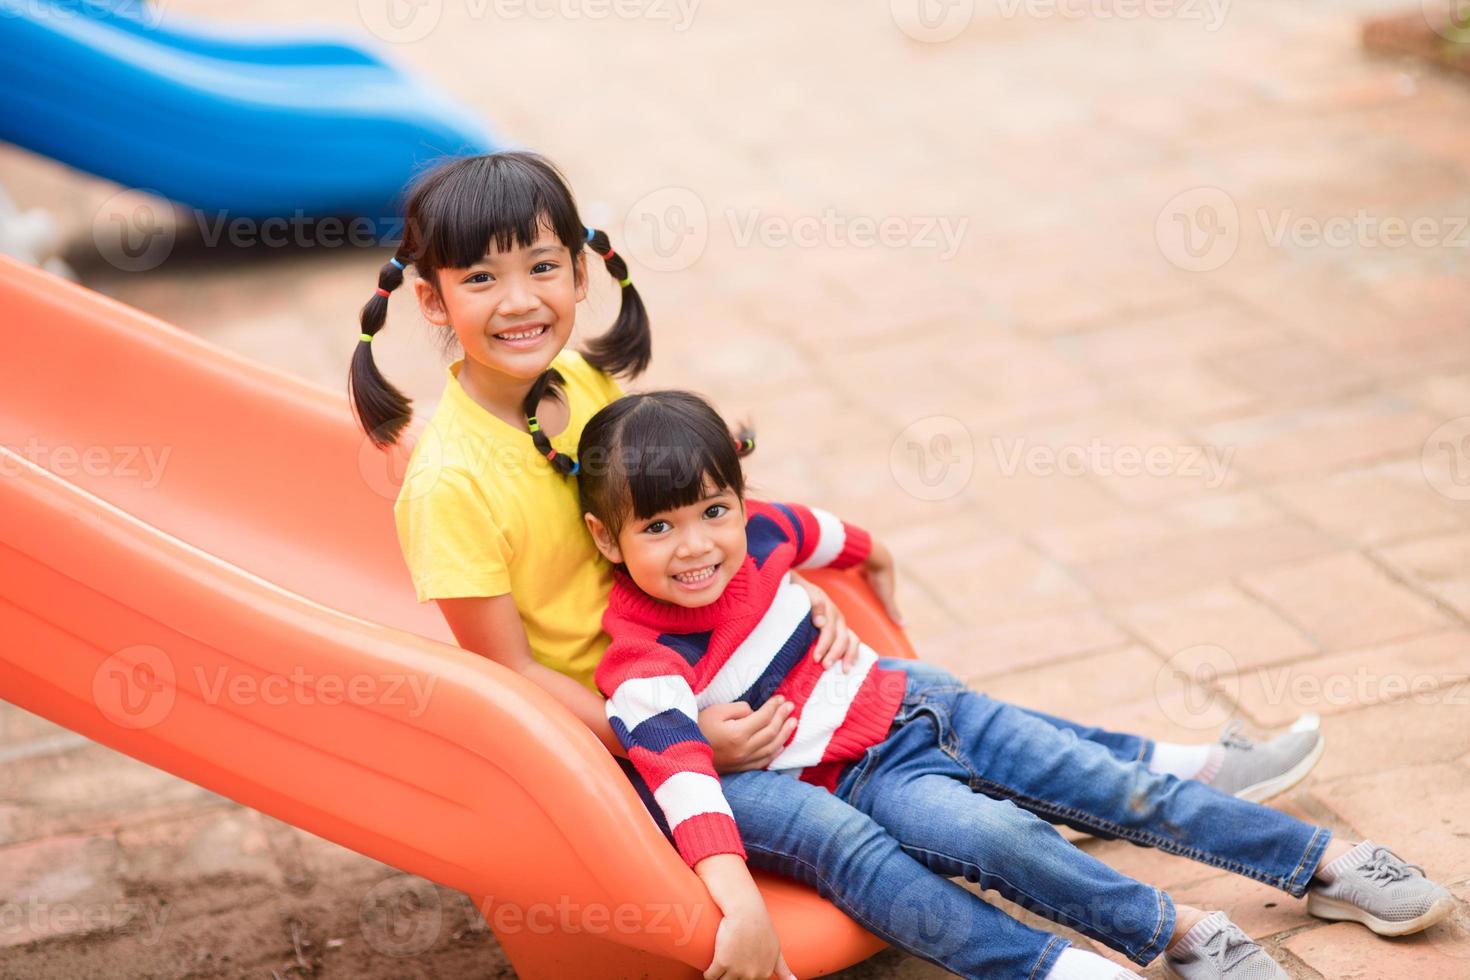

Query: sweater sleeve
<box><xmin>766</xmin><ymin>501</ymin><xmax>872</xmax><ymax>570</ymax></box>
<box><xmin>596</xmin><ymin>636</ymin><xmax>747</xmax><ymax>867</ymax></box>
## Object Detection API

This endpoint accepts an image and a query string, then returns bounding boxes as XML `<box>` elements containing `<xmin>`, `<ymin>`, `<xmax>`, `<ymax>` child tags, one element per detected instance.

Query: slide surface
<box><xmin>0</xmin><ymin>0</ymin><xmax>494</xmax><ymax>218</ymax></box>
<box><xmin>0</xmin><ymin>257</ymin><xmax>917</xmax><ymax>977</ymax></box>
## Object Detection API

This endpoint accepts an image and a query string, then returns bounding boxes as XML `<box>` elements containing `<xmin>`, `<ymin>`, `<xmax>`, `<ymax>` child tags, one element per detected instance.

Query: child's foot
<box><xmin>1044</xmin><ymin>946</ymin><xmax>1143</xmax><ymax>980</ymax></box>
<box><xmin>1205</xmin><ymin>717</ymin><xmax>1324</xmax><ymax>802</ymax></box>
<box><xmin>1161</xmin><ymin>911</ymin><xmax>1287</xmax><ymax>979</ymax></box>
<box><xmin>1308</xmin><ymin>841</ymin><xmax>1456</xmax><ymax>936</ymax></box>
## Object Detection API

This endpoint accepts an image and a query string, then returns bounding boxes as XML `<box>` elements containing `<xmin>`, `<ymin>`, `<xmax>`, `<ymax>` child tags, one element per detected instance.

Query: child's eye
<box><xmin>704</xmin><ymin>504</ymin><xmax>729</xmax><ymax>519</ymax></box>
<box><xmin>464</xmin><ymin>272</ymin><xmax>493</xmax><ymax>285</ymax></box>
<box><xmin>643</xmin><ymin>520</ymin><xmax>671</xmax><ymax>534</ymax></box>
<box><xmin>532</xmin><ymin>261</ymin><xmax>557</xmax><ymax>274</ymax></box>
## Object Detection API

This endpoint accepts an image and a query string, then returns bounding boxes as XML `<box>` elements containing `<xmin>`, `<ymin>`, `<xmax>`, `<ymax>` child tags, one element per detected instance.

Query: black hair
<box><xmin>348</xmin><ymin>150</ymin><xmax>652</xmax><ymax>459</ymax></box>
<box><xmin>578</xmin><ymin>391</ymin><xmax>755</xmax><ymax>541</ymax></box>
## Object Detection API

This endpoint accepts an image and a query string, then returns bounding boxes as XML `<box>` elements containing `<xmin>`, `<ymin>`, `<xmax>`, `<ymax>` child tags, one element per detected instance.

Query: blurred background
<box><xmin>3</xmin><ymin>0</ymin><xmax>1470</xmax><ymax>976</ymax></box>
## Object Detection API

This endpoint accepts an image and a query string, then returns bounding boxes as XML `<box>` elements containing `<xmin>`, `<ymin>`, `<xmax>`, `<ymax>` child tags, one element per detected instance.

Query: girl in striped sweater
<box><xmin>579</xmin><ymin>391</ymin><xmax>1453</xmax><ymax>980</ymax></box>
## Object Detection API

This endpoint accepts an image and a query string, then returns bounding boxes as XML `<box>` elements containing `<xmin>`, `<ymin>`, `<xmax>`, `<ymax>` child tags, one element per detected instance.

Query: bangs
<box><xmin>580</xmin><ymin>391</ymin><xmax>747</xmax><ymax>537</ymax></box>
<box><xmin>409</xmin><ymin>153</ymin><xmax>584</xmax><ymax>270</ymax></box>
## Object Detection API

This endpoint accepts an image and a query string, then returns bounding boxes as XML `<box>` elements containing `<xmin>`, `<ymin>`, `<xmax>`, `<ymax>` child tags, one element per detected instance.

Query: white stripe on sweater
<box><xmin>654</xmin><ymin>770</ymin><xmax>735</xmax><ymax>827</ymax></box>
<box><xmin>796</xmin><ymin>507</ymin><xmax>846</xmax><ymax>569</ymax></box>
<box><xmin>696</xmin><ymin>574</ymin><xmax>813</xmax><ymax>709</ymax></box>
<box><xmin>769</xmin><ymin>643</ymin><xmax>879</xmax><ymax>770</ymax></box>
<box><xmin>607</xmin><ymin>674</ymin><xmax>698</xmax><ymax>731</ymax></box>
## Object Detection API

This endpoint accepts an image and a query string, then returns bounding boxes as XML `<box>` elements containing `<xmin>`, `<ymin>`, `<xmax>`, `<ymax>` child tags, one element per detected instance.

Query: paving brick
<box><xmin>1119</xmin><ymin>585</ymin><xmax>1318</xmax><ymax>672</ymax></box>
<box><xmin>1285</xmin><ymin>919</ymin><xmax>1470</xmax><ymax>979</ymax></box>
<box><xmin>1308</xmin><ymin>682</ymin><xmax>1470</xmax><ymax>784</ymax></box>
<box><xmin>1270</xmin><ymin>460</ymin><xmax>1467</xmax><ymax>548</ymax></box>
<box><xmin>1240</xmin><ymin>552</ymin><xmax>1451</xmax><ymax>650</ymax></box>
<box><xmin>1233</xmin><ymin>631</ymin><xmax>1470</xmax><ymax>728</ymax></box>
<box><xmin>1199</xmin><ymin>396</ymin><xmax>1443</xmax><ymax>481</ymax></box>
<box><xmin>1374</xmin><ymin>531</ymin><xmax>1470</xmax><ymax>621</ymax></box>
<box><xmin>1314</xmin><ymin>764</ymin><xmax>1470</xmax><ymax>875</ymax></box>
<box><xmin>1075</xmin><ymin>521</ymin><xmax>1338</xmax><ymax>604</ymax></box>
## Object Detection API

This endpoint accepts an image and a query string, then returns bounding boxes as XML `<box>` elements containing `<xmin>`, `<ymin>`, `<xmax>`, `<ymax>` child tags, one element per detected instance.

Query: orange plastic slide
<box><xmin>0</xmin><ymin>255</ymin><xmax>918</xmax><ymax>978</ymax></box>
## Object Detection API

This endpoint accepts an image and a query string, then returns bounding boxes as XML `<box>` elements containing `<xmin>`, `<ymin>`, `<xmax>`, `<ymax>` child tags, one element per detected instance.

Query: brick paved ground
<box><xmin>3</xmin><ymin>0</ymin><xmax>1469</xmax><ymax>976</ymax></box>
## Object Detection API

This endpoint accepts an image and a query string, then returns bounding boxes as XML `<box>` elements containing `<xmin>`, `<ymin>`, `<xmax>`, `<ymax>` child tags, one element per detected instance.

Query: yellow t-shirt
<box><xmin>393</xmin><ymin>350</ymin><xmax>623</xmax><ymax>690</ymax></box>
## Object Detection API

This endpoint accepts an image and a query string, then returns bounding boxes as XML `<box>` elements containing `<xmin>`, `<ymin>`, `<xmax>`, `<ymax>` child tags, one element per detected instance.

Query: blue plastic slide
<box><xmin>0</xmin><ymin>0</ymin><xmax>496</xmax><ymax>218</ymax></box>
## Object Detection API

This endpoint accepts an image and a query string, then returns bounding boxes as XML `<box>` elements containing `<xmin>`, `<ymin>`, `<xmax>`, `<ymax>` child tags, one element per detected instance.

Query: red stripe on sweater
<box><xmin>671</xmin><ymin>811</ymin><xmax>746</xmax><ymax>866</ymax></box>
<box><xmin>830</xmin><ymin>522</ymin><xmax>872</xmax><ymax>569</ymax></box>
<box><xmin>628</xmin><ymin>741</ymin><xmax>717</xmax><ymax>794</ymax></box>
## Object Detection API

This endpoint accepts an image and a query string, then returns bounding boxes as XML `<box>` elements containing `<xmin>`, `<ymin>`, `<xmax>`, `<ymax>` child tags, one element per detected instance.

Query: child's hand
<box><xmin>701</xmin><ymin>700</ymin><xmax>797</xmax><ymax>773</ymax></box>
<box><xmin>792</xmin><ymin>574</ymin><xmax>862</xmax><ymax>673</ymax></box>
<box><xmin>696</xmin><ymin>853</ymin><xmax>796</xmax><ymax>980</ymax></box>
<box><xmin>707</xmin><ymin>904</ymin><xmax>794</xmax><ymax>980</ymax></box>
<box><xmin>863</xmin><ymin>540</ymin><xmax>905</xmax><ymax>628</ymax></box>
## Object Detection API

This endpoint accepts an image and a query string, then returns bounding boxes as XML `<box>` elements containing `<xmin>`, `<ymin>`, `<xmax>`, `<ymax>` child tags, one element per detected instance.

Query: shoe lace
<box><xmin>1218</xmin><ymin>720</ymin><xmax>1255</xmax><ymax>752</ymax></box>
<box><xmin>1359</xmin><ymin>846</ymin><xmax>1425</xmax><ymax>886</ymax></box>
<box><xmin>1198</xmin><ymin>920</ymin><xmax>1260</xmax><ymax>971</ymax></box>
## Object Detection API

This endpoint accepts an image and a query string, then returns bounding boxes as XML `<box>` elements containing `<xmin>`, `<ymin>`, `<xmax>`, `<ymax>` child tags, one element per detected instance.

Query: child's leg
<box><xmin>1007</xmin><ymin>703</ymin><xmax>1152</xmax><ymax>764</ymax></box>
<box><xmin>718</xmin><ymin>767</ymin><xmax>1076</xmax><ymax>980</ymax></box>
<box><xmin>840</xmin><ymin>763</ymin><xmax>1177</xmax><ymax>966</ymax></box>
<box><xmin>871</xmin><ymin>660</ymin><xmax>1332</xmax><ymax>897</ymax></box>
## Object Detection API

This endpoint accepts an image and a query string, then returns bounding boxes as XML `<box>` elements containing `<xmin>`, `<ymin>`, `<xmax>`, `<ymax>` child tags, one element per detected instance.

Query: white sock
<box><xmin>1167</xmin><ymin>910</ymin><xmax>1229</xmax><ymax>959</ymax></box>
<box><xmin>1147</xmin><ymin>741</ymin><xmax>1225</xmax><ymax>783</ymax></box>
<box><xmin>1045</xmin><ymin>946</ymin><xmax>1143</xmax><ymax>980</ymax></box>
<box><xmin>1314</xmin><ymin>840</ymin><xmax>1374</xmax><ymax>884</ymax></box>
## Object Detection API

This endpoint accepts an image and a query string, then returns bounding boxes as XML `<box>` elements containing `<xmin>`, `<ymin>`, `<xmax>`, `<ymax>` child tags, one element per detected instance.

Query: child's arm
<box><xmin>597</xmin><ymin>641</ymin><xmax>748</xmax><ymax>865</ymax></box>
<box><xmin>599</xmin><ymin>645</ymin><xmax>793</xmax><ymax>980</ymax></box>
<box><xmin>437</xmin><ymin>594</ymin><xmax>800</xmax><ymax>769</ymax></box>
<box><xmin>765</xmin><ymin>501</ymin><xmax>905</xmax><ymax>628</ymax></box>
<box><xmin>437</xmin><ymin>594</ymin><xmax>626</xmax><ymax>755</ymax></box>
<box><xmin>697</xmin><ymin>854</ymin><xmax>795</xmax><ymax>980</ymax></box>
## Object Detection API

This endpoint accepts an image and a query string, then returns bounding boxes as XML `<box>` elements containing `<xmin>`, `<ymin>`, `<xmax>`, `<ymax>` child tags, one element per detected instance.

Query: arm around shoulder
<box><xmin>436</xmin><ymin>594</ymin><xmax>625</xmax><ymax>754</ymax></box>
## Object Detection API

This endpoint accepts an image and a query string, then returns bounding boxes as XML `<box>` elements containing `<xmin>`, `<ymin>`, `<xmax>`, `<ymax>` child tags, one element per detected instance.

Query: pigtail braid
<box><xmin>349</xmin><ymin>249</ymin><xmax>415</xmax><ymax>448</ymax></box>
<box><xmin>732</xmin><ymin>421</ymin><xmax>756</xmax><ymax>458</ymax></box>
<box><xmin>522</xmin><ymin>368</ymin><xmax>579</xmax><ymax>476</ymax></box>
<box><xmin>580</xmin><ymin>228</ymin><xmax>651</xmax><ymax>379</ymax></box>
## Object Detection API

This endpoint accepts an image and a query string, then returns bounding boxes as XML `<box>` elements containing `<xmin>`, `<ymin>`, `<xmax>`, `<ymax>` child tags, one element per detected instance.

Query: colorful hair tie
<box><xmin>569</xmin><ymin>460</ymin><xmax>580</xmax><ymax>475</ymax></box>
<box><xmin>735</xmin><ymin>436</ymin><xmax>755</xmax><ymax>453</ymax></box>
<box><xmin>526</xmin><ymin>416</ymin><xmax>541</xmax><ymax>434</ymax></box>
<box><xmin>584</xmin><ymin>227</ymin><xmax>595</xmax><ymax>241</ymax></box>
<box><xmin>359</xmin><ymin>333</ymin><xmax>373</xmax><ymax>343</ymax></box>
<box><xmin>619</xmin><ymin>276</ymin><xmax>632</xmax><ymax>288</ymax></box>
<box><xmin>599</xmin><ymin>247</ymin><xmax>615</xmax><ymax>260</ymax></box>
<box><xmin>388</xmin><ymin>256</ymin><xmax>405</xmax><ymax>270</ymax></box>
<box><xmin>374</xmin><ymin>287</ymin><xmax>390</xmax><ymax>298</ymax></box>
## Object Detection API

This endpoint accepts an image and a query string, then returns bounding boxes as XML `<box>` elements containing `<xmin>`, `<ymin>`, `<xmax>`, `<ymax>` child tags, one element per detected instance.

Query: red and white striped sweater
<box><xmin>596</xmin><ymin>499</ymin><xmax>906</xmax><ymax>867</ymax></box>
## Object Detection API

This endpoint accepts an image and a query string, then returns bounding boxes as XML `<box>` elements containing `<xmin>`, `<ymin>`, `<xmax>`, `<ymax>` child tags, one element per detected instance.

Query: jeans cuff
<box><xmin>1282</xmin><ymin>825</ymin><xmax>1334</xmax><ymax>897</ymax></box>
<box><xmin>1133</xmin><ymin>887</ymin><xmax>1176</xmax><ymax>966</ymax></box>
<box><xmin>1026</xmin><ymin>936</ymin><xmax>1069</xmax><ymax>980</ymax></box>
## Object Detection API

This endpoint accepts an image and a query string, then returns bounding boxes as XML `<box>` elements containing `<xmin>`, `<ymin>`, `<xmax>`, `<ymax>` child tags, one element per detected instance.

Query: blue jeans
<box><xmin>830</xmin><ymin>659</ymin><xmax>1332</xmax><ymax>967</ymax></box>
<box><xmin>620</xmin><ymin>660</ymin><xmax>1331</xmax><ymax>978</ymax></box>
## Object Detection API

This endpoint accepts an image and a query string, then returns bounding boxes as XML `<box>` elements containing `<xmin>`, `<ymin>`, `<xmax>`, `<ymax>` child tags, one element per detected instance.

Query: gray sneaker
<box><xmin>1162</xmin><ymin>912</ymin><xmax>1288</xmax><ymax>980</ymax></box>
<box><xmin>1208</xmin><ymin>718</ymin><xmax>1324</xmax><ymax>802</ymax></box>
<box><xmin>1308</xmin><ymin>842</ymin><xmax>1456</xmax><ymax>936</ymax></box>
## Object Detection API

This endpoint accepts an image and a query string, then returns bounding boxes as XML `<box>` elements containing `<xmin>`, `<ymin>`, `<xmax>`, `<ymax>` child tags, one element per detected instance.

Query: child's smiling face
<box><xmin>586</xmin><ymin>482</ymin><xmax>749</xmax><ymax>608</ymax></box>
<box><xmin>414</xmin><ymin>217</ymin><xmax>587</xmax><ymax>383</ymax></box>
